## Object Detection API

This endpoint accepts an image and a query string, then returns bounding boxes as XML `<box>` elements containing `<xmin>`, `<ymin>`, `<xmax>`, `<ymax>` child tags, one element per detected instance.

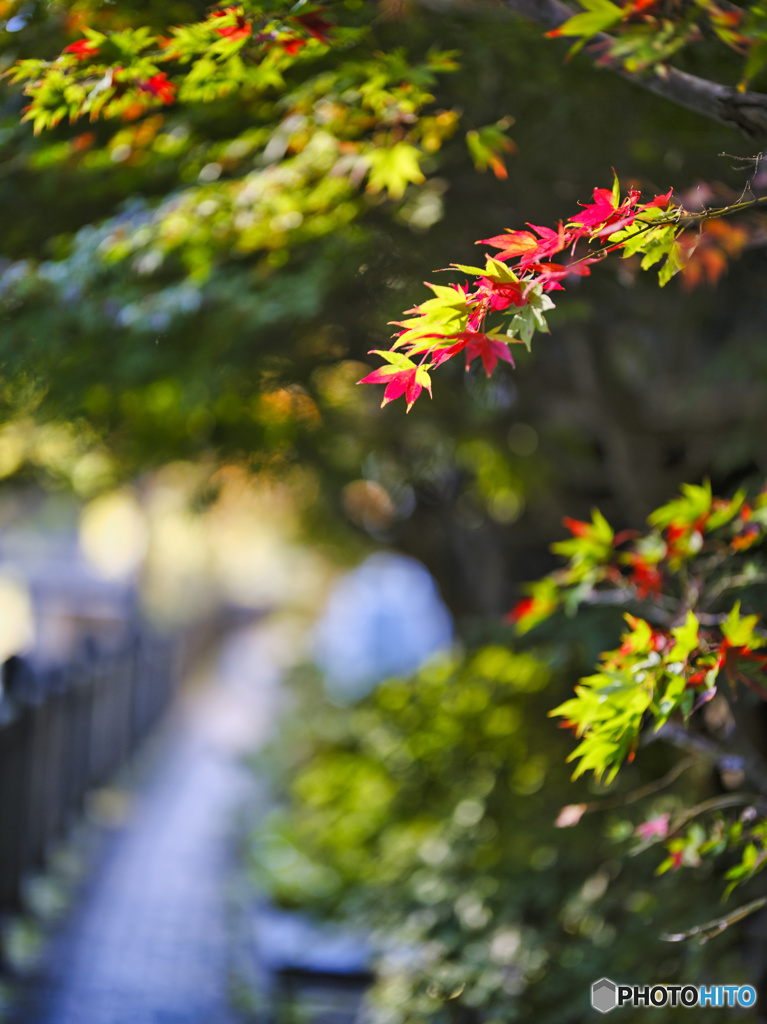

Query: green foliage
<box><xmin>3</xmin><ymin>0</ymin><xmax>472</xmax><ymax>278</ymax></box>
<box><xmin>546</xmin><ymin>0</ymin><xmax>767</xmax><ymax>88</ymax></box>
<box><xmin>11</xmin><ymin>3</ymin><xmax>353</xmax><ymax>131</ymax></box>
<box><xmin>252</xmin><ymin>649</ymin><xmax>745</xmax><ymax>1022</ymax></box>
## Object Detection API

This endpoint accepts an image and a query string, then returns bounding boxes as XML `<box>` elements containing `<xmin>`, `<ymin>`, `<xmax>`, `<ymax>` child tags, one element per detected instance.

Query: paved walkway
<box><xmin>23</xmin><ymin>621</ymin><xmax>285</xmax><ymax>1024</ymax></box>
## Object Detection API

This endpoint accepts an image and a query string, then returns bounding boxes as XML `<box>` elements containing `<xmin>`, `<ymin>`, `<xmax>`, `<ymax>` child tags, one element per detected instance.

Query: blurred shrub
<box><xmin>250</xmin><ymin>646</ymin><xmax>746</xmax><ymax>1023</ymax></box>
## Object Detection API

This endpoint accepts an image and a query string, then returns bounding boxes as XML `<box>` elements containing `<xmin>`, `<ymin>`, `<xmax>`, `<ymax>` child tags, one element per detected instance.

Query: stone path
<box><xmin>22</xmin><ymin>621</ymin><xmax>285</xmax><ymax>1024</ymax></box>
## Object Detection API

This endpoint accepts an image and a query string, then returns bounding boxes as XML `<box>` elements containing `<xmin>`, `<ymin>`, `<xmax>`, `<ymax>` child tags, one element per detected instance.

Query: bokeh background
<box><xmin>0</xmin><ymin>0</ymin><xmax>765</xmax><ymax>1021</ymax></box>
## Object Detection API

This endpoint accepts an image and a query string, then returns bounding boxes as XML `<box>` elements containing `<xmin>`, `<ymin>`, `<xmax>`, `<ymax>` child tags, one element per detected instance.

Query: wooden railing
<box><xmin>0</xmin><ymin>628</ymin><xmax>177</xmax><ymax>911</ymax></box>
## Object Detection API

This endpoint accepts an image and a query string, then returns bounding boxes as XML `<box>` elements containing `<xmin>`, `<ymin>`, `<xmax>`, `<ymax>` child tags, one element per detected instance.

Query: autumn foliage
<box><xmin>361</xmin><ymin>176</ymin><xmax>767</xmax><ymax>410</ymax></box>
<box><xmin>361</xmin><ymin>179</ymin><xmax>680</xmax><ymax>409</ymax></box>
<box><xmin>505</xmin><ymin>479</ymin><xmax>767</xmax><ymax>917</ymax></box>
<box><xmin>11</xmin><ymin>0</ymin><xmax>767</xmax><ymax>955</ymax></box>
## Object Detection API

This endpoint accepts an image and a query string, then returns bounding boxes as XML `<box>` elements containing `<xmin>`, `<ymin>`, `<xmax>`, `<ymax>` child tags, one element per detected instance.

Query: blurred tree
<box><xmin>8</xmin><ymin>1</ymin><xmax>767</xmax><ymax>1009</ymax></box>
<box><xmin>1</xmin><ymin>0</ymin><xmax>767</xmax><ymax>622</ymax></box>
<box><xmin>252</xmin><ymin>645</ymin><xmax>750</xmax><ymax>1021</ymax></box>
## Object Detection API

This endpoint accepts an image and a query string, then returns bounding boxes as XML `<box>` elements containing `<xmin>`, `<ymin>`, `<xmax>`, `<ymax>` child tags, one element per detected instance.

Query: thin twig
<box><xmin>666</xmin><ymin>793</ymin><xmax>766</xmax><ymax>839</ymax></box>
<box><xmin>578</xmin><ymin>755</ymin><xmax>700</xmax><ymax>814</ymax></box>
<box><xmin>705</xmin><ymin>571</ymin><xmax>767</xmax><ymax>604</ymax></box>
<box><xmin>662</xmin><ymin>896</ymin><xmax>767</xmax><ymax>943</ymax></box>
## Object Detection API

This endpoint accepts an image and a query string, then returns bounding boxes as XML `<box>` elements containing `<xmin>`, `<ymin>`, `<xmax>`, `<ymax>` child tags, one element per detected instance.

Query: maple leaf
<box><xmin>679</xmin><ymin>218</ymin><xmax>748</xmax><ymax>289</ymax></box>
<box><xmin>358</xmin><ymin>352</ymin><xmax>433</xmax><ymax>411</ymax></box>
<box><xmin>545</xmin><ymin>0</ymin><xmax>624</xmax><ymax>48</ymax></box>
<box><xmin>478</xmin><ymin>230</ymin><xmax>539</xmax><ymax>258</ymax></box>
<box><xmin>522</xmin><ymin>222</ymin><xmax>569</xmax><ymax>264</ymax></box>
<box><xmin>570</xmin><ymin>187</ymin><xmax>619</xmax><ymax>228</ymax></box>
<box><xmin>525</xmin><ymin>258</ymin><xmax>597</xmax><ymax>288</ymax></box>
<box><xmin>280</xmin><ymin>35</ymin><xmax>306</xmax><ymax>55</ymax></box>
<box><xmin>63</xmin><ymin>39</ymin><xmax>100</xmax><ymax>59</ymax></box>
<box><xmin>216</xmin><ymin>22</ymin><xmax>252</xmax><ymax>40</ymax></box>
<box><xmin>562</xmin><ymin>516</ymin><xmax>591</xmax><ymax>537</ymax></box>
<box><xmin>466</xmin><ymin>333</ymin><xmax>516</xmax><ymax>375</ymax></box>
<box><xmin>465</xmin><ymin>121</ymin><xmax>516</xmax><ymax>179</ymax></box>
<box><xmin>479</xmin><ymin>223</ymin><xmax>568</xmax><ymax>266</ymax></box>
<box><xmin>292</xmin><ymin>11</ymin><xmax>333</xmax><ymax>44</ymax></box>
<box><xmin>642</xmin><ymin>188</ymin><xmax>674</xmax><ymax>211</ymax></box>
<box><xmin>436</xmin><ymin>331</ymin><xmax>516</xmax><ymax>376</ymax></box>
<box><xmin>477</xmin><ymin>277</ymin><xmax>526</xmax><ymax>311</ymax></box>
<box><xmin>628</xmin><ymin>554</ymin><xmax>663</xmax><ymax>598</ymax></box>
<box><xmin>732</xmin><ymin>524</ymin><xmax>761</xmax><ymax>550</ymax></box>
<box><xmin>506</xmin><ymin>597</ymin><xmax>536</xmax><ymax>623</ymax></box>
<box><xmin>366</xmin><ymin>143</ymin><xmax>425</xmax><ymax>199</ymax></box>
<box><xmin>140</xmin><ymin>73</ymin><xmax>176</xmax><ymax>104</ymax></box>
<box><xmin>668</xmin><ymin>849</ymin><xmax>685</xmax><ymax>871</ymax></box>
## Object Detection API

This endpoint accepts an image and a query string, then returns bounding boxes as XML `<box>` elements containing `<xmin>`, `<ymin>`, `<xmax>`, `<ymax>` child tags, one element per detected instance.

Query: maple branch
<box><xmin>666</xmin><ymin>793</ymin><xmax>767</xmax><ymax>839</ymax></box>
<box><xmin>662</xmin><ymin>895</ymin><xmax>767</xmax><ymax>944</ymax></box>
<box><xmin>650</xmin><ymin>721</ymin><xmax>727</xmax><ymax>759</ymax></box>
<box><xmin>490</xmin><ymin>0</ymin><xmax>767</xmax><ymax>138</ymax></box>
<box><xmin>575</xmin><ymin>755</ymin><xmax>701</xmax><ymax>816</ymax></box>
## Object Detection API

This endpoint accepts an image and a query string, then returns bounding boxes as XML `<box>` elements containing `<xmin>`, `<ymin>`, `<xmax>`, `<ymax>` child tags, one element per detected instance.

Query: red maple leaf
<box><xmin>506</xmin><ymin>597</ymin><xmax>535</xmax><ymax>623</ymax></box>
<box><xmin>642</xmin><ymin>188</ymin><xmax>674</xmax><ymax>211</ymax></box>
<box><xmin>212</xmin><ymin>9</ymin><xmax>252</xmax><ymax>39</ymax></box>
<box><xmin>63</xmin><ymin>39</ymin><xmax>100</xmax><ymax>59</ymax></box>
<box><xmin>628</xmin><ymin>555</ymin><xmax>662</xmax><ymax>598</ymax></box>
<box><xmin>525</xmin><ymin>258</ymin><xmax>597</xmax><ymax>289</ymax></box>
<box><xmin>477</xmin><ymin>277</ymin><xmax>526</xmax><ymax>311</ymax></box>
<box><xmin>570</xmin><ymin>187</ymin><xmax>619</xmax><ymax>229</ymax></box>
<box><xmin>665</xmin><ymin>520</ymin><xmax>690</xmax><ymax>554</ymax></box>
<box><xmin>479</xmin><ymin>223</ymin><xmax>569</xmax><ymax>266</ymax></box>
<box><xmin>522</xmin><ymin>223</ymin><xmax>569</xmax><ymax>264</ymax></box>
<box><xmin>463</xmin><ymin>332</ymin><xmax>516</xmax><ymax>376</ymax></box>
<box><xmin>292</xmin><ymin>10</ymin><xmax>333</xmax><ymax>43</ymax></box>
<box><xmin>140</xmin><ymin>72</ymin><xmax>176</xmax><ymax>104</ymax></box>
<box><xmin>431</xmin><ymin>331</ymin><xmax>515</xmax><ymax>376</ymax></box>
<box><xmin>479</xmin><ymin>230</ymin><xmax>540</xmax><ymax>259</ymax></box>
<box><xmin>216</xmin><ymin>23</ymin><xmax>252</xmax><ymax>39</ymax></box>
<box><xmin>280</xmin><ymin>35</ymin><xmax>307</xmax><ymax>55</ymax></box>
<box><xmin>562</xmin><ymin>516</ymin><xmax>591</xmax><ymax>537</ymax></box>
<box><xmin>358</xmin><ymin>359</ymin><xmax>432</xmax><ymax>411</ymax></box>
<box><xmin>732</xmin><ymin>524</ymin><xmax>761</xmax><ymax>551</ymax></box>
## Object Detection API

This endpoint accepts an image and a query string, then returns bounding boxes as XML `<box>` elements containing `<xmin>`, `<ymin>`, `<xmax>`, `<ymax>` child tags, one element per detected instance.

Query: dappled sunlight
<box><xmin>0</xmin><ymin>575</ymin><xmax>33</xmax><ymax>665</ymax></box>
<box><xmin>79</xmin><ymin>489</ymin><xmax>148</xmax><ymax>580</ymax></box>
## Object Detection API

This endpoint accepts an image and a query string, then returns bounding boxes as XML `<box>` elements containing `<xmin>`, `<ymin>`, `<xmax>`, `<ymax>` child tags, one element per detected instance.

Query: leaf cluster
<box><xmin>513</xmin><ymin>479</ymin><xmax>767</xmax><ymax>914</ymax></box>
<box><xmin>251</xmin><ymin>649</ymin><xmax>743</xmax><ymax>1022</ymax></box>
<box><xmin>363</xmin><ymin>178</ymin><xmax>702</xmax><ymax>410</ymax></box>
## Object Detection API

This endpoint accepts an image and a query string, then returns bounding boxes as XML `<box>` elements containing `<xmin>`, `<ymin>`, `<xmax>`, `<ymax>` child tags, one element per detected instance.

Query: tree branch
<box><xmin>497</xmin><ymin>0</ymin><xmax>767</xmax><ymax>139</ymax></box>
<box><xmin>662</xmin><ymin>895</ymin><xmax>767</xmax><ymax>944</ymax></box>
